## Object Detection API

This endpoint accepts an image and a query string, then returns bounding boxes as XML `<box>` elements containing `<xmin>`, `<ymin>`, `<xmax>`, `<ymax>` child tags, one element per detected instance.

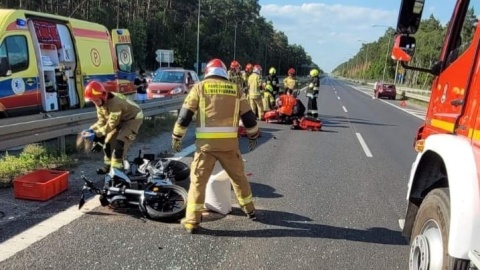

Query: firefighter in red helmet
<box><xmin>283</xmin><ymin>68</ymin><xmax>298</xmax><ymax>93</ymax></box>
<box><xmin>228</xmin><ymin>60</ymin><xmax>245</xmax><ymax>90</ymax></box>
<box><xmin>171</xmin><ymin>58</ymin><xmax>259</xmax><ymax>234</ymax></box>
<box><xmin>81</xmin><ymin>80</ymin><xmax>144</xmax><ymax>174</ymax></box>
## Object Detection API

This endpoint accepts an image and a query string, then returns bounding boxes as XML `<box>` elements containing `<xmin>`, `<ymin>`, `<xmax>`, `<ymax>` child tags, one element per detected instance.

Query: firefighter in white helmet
<box><xmin>247</xmin><ymin>64</ymin><xmax>264</xmax><ymax>120</ymax></box>
<box><xmin>171</xmin><ymin>58</ymin><xmax>259</xmax><ymax>234</ymax></box>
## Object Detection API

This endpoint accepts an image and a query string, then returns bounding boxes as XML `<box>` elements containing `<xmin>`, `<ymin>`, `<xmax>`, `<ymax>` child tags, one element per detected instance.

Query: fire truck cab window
<box><xmin>446</xmin><ymin>4</ymin><xmax>478</xmax><ymax>67</ymax></box>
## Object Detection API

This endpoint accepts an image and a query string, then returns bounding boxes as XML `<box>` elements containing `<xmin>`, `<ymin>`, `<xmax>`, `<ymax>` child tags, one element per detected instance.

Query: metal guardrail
<box><xmin>0</xmin><ymin>96</ymin><xmax>185</xmax><ymax>151</ymax></box>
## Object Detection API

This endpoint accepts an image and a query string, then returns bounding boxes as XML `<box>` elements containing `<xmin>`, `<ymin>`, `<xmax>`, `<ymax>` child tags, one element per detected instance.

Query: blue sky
<box><xmin>258</xmin><ymin>0</ymin><xmax>459</xmax><ymax>72</ymax></box>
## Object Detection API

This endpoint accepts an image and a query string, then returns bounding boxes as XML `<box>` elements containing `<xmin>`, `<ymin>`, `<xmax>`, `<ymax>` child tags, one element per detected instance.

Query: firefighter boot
<box><xmin>180</xmin><ymin>218</ymin><xmax>199</xmax><ymax>234</ymax></box>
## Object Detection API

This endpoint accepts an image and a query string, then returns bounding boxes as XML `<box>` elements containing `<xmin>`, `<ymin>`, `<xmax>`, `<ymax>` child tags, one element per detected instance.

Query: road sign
<box><xmin>155</xmin><ymin>49</ymin><xmax>174</xmax><ymax>63</ymax></box>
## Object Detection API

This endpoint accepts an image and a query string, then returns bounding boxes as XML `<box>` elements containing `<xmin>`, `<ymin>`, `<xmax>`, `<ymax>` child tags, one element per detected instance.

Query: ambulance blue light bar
<box><xmin>116</xmin><ymin>29</ymin><xmax>123</xmax><ymax>35</ymax></box>
<box><xmin>16</xmin><ymin>19</ymin><xmax>27</xmax><ymax>27</ymax></box>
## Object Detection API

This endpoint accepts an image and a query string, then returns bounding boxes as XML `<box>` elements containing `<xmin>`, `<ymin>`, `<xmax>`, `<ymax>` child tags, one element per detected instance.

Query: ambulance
<box><xmin>0</xmin><ymin>9</ymin><xmax>136</xmax><ymax>118</ymax></box>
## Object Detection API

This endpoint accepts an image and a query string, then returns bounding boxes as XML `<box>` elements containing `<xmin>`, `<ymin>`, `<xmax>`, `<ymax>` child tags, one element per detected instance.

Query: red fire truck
<box><xmin>392</xmin><ymin>0</ymin><xmax>480</xmax><ymax>269</ymax></box>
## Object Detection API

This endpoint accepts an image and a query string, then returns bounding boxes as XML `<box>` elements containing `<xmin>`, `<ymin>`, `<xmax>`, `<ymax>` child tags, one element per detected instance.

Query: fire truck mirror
<box><xmin>399</xmin><ymin>36</ymin><xmax>416</xmax><ymax>56</ymax></box>
<box><xmin>396</xmin><ymin>0</ymin><xmax>425</xmax><ymax>35</ymax></box>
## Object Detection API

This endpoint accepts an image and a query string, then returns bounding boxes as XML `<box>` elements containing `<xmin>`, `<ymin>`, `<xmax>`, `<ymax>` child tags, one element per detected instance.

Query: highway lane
<box><xmin>0</xmin><ymin>77</ymin><xmax>426</xmax><ymax>269</ymax></box>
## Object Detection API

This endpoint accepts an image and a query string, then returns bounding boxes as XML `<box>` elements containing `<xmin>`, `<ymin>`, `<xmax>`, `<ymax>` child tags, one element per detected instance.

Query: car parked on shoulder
<box><xmin>375</xmin><ymin>83</ymin><xmax>397</xmax><ymax>100</ymax></box>
<box><xmin>147</xmin><ymin>68</ymin><xmax>199</xmax><ymax>99</ymax></box>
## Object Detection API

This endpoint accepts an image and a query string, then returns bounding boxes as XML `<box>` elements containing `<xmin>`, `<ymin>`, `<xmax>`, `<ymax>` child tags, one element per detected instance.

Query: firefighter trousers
<box><xmin>103</xmin><ymin>118</ymin><xmax>143</xmax><ymax>168</ymax></box>
<box><xmin>185</xmin><ymin>148</ymin><xmax>255</xmax><ymax>225</ymax></box>
<box><xmin>307</xmin><ymin>97</ymin><xmax>318</xmax><ymax>118</ymax></box>
<box><xmin>249</xmin><ymin>96</ymin><xmax>264</xmax><ymax>120</ymax></box>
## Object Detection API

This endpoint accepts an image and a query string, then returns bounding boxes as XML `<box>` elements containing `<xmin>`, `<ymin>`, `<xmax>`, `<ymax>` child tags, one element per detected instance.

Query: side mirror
<box><xmin>396</xmin><ymin>0</ymin><xmax>425</xmax><ymax>35</ymax></box>
<box><xmin>0</xmin><ymin>57</ymin><xmax>11</xmax><ymax>77</ymax></box>
<box><xmin>392</xmin><ymin>35</ymin><xmax>416</xmax><ymax>62</ymax></box>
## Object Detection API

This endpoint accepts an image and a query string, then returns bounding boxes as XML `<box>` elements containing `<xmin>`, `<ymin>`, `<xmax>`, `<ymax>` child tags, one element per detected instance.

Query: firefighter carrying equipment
<box><xmin>88</xmin><ymin>83</ymin><xmax>143</xmax><ymax>173</ymax></box>
<box><xmin>171</xmin><ymin>58</ymin><xmax>258</xmax><ymax>230</ymax></box>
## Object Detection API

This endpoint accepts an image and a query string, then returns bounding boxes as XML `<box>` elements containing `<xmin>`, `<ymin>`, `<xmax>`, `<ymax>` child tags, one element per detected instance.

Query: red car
<box><xmin>147</xmin><ymin>68</ymin><xmax>199</xmax><ymax>99</ymax></box>
<box><xmin>375</xmin><ymin>83</ymin><xmax>397</xmax><ymax>100</ymax></box>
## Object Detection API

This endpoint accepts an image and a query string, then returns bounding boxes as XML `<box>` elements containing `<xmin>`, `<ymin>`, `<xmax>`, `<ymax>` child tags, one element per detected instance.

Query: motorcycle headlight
<box><xmin>170</xmin><ymin>87</ymin><xmax>183</xmax><ymax>95</ymax></box>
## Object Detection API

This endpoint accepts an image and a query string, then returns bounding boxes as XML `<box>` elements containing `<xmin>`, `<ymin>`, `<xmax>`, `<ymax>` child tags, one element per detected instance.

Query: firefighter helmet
<box><xmin>84</xmin><ymin>81</ymin><xmax>107</xmax><ymax>101</ymax></box>
<box><xmin>245</xmin><ymin>63</ymin><xmax>253</xmax><ymax>72</ymax></box>
<box><xmin>269</xmin><ymin>67</ymin><xmax>276</xmax><ymax>75</ymax></box>
<box><xmin>204</xmin><ymin>58</ymin><xmax>228</xmax><ymax>79</ymax></box>
<box><xmin>230</xmin><ymin>60</ymin><xmax>241</xmax><ymax>70</ymax></box>
<box><xmin>288</xmin><ymin>68</ymin><xmax>295</xmax><ymax>76</ymax></box>
<box><xmin>310</xmin><ymin>68</ymin><xmax>319</xmax><ymax>77</ymax></box>
<box><xmin>265</xmin><ymin>84</ymin><xmax>273</xmax><ymax>92</ymax></box>
<box><xmin>253</xmin><ymin>64</ymin><xmax>262</xmax><ymax>74</ymax></box>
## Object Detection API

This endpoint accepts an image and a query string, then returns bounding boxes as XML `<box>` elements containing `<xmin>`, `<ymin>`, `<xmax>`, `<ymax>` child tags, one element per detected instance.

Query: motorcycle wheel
<box><xmin>140</xmin><ymin>185</ymin><xmax>188</xmax><ymax>222</ymax></box>
<box><xmin>166</xmin><ymin>160</ymin><xmax>190</xmax><ymax>182</ymax></box>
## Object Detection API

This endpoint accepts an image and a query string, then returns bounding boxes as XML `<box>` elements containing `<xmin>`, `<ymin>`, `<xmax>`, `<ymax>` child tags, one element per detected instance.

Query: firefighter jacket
<box><xmin>247</xmin><ymin>73</ymin><xmax>262</xmax><ymax>99</ymax></box>
<box><xmin>265</xmin><ymin>74</ymin><xmax>279</xmax><ymax>94</ymax></box>
<box><xmin>283</xmin><ymin>76</ymin><xmax>297</xmax><ymax>91</ymax></box>
<box><xmin>228</xmin><ymin>70</ymin><xmax>246</xmax><ymax>90</ymax></box>
<box><xmin>306</xmin><ymin>76</ymin><xmax>320</xmax><ymax>98</ymax></box>
<box><xmin>173</xmin><ymin>77</ymin><xmax>259</xmax><ymax>151</ymax></box>
<box><xmin>262</xmin><ymin>90</ymin><xmax>275</xmax><ymax>111</ymax></box>
<box><xmin>278</xmin><ymin>94</ymin><xmax>297</xmax><ymax>116</ymax></box>
<box><xmin>90</xmin><ymin>92</ymin><xmax>143</xmax><ymax>141</ymax></box>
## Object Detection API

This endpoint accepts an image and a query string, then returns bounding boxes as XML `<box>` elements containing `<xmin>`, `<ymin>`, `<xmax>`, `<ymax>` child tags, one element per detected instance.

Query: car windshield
<box><xmin>152</xmin><ymin>70</ymin><xmax>185</xmax><ymax>83</ymax></box>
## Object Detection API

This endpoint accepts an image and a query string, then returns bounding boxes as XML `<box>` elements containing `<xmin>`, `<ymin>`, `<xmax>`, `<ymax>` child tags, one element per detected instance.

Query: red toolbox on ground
<box><xmin>13</xmin><ymin>169</ymin><xmax>69</xmax><ymax>201</ymax></box>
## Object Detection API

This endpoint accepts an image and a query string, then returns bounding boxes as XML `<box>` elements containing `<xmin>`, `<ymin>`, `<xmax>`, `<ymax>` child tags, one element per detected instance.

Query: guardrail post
<box><xmin>58</xmin><ymin>136</ymin><xmax>66</xmax><ymax>155</ymax></box>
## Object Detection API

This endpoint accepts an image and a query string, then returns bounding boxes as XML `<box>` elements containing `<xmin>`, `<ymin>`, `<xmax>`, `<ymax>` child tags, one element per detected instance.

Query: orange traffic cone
<box><xmin>400</xmin><ymin>100</ymin><xmax>406</xmax><ymax>107</ymax></box>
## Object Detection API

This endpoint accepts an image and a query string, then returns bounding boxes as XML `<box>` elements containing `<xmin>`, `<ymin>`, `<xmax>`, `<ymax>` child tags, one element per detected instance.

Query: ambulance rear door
<box><xmin>111</xmin><ymin>29</ymin><xmax>135</xmax><ymax>95</ymax></box>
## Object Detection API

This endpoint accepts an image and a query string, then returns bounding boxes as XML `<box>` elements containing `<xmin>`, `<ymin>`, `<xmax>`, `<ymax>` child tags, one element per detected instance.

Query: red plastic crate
<box><xmin>13</xmin><ymin>169</ymin><xmax>69</xmax><ymax>201</ymax></box>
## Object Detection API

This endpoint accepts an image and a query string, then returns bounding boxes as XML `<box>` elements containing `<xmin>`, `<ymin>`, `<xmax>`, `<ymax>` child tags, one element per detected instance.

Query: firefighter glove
<box><xmin>81</xmin><ymin>129</ymin><xmax>96</xmax><ymax>142</ymax></box>
<box><xmin>172</xmin><ymin>137</ymin><xmax>182</xmax><ymax>153</ymax></box>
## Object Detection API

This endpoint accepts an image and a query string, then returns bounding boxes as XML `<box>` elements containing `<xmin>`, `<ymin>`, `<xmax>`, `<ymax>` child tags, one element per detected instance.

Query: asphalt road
<box><xmin>0</xmin><ymin>77</ymin><xmax>426</xmax><ymax>270</ymax></box>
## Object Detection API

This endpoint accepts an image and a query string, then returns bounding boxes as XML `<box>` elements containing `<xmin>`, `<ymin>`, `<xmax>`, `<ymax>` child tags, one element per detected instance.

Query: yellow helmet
<box><xmin>269</xmin><ymin>67</ymin><xmax>276</xmax><ymax>75</ymax></box>
<box><xmin>265</xmin><ymin>84</ymin><xmax>273</xmax><ymax>92</ymax></box>
<box><xmin>310</xmin><ymin>69</ymin><xmax>319</xmax><ymax>77</ymax></box>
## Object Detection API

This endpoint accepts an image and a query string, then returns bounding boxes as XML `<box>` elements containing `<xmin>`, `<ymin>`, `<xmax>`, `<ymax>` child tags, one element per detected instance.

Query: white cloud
<box><xmin>260</xmin><ymin>3</ymin><xmax>398</xmax><ymax>72</ymax></box>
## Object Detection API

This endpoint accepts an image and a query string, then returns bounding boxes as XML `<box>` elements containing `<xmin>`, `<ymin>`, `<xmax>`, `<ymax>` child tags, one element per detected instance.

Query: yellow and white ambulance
<box><xmin>0</xmin><ymin>9</ymin><xmax>136</xmax><ymax>118</ymax></box>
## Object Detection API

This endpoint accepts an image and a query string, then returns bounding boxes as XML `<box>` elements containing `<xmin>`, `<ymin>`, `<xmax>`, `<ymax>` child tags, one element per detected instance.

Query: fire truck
<box><xmin>392</xmin><ymin>0</ymin><xmax>480</xmax><ymax>269</ymax></box>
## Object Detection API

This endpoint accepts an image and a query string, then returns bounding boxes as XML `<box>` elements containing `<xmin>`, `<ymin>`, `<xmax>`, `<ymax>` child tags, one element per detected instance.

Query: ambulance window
<box><xmin>5</xmin><ymin>36</ymin><xmax>28</xmax><ymax>73</ymax></box>
<box><xmin>116</xmin><ymin>44</ymin><xmax>133</xmax><ymax>73</ymax></box>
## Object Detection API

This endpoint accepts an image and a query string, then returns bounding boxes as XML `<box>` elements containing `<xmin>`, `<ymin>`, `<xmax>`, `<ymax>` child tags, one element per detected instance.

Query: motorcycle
<box><xmin>78</xmin><ymin>152</ymin><xmax>190</xmax><ymax>222</ymax></box>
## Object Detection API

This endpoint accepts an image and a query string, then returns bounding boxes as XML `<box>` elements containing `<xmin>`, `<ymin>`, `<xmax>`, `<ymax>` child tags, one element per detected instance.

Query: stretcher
<box><xmin>291</xmin><ymin>116</ymin><xmax>322</xmax><ymax>131</ymax></box>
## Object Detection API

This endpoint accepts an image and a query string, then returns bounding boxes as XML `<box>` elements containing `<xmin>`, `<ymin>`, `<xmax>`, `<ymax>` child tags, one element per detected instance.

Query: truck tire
<box><xmin>409</xmin><ymin>188</ymin><xmax>470</xmax><ymax>270</ymax></box>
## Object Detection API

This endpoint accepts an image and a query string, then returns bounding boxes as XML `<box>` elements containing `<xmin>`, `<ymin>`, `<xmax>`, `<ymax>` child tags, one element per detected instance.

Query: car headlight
<box><xmin>170</xmin><ymin>87</ymin><xmax>183</xmax><ymax>95</ymax></box>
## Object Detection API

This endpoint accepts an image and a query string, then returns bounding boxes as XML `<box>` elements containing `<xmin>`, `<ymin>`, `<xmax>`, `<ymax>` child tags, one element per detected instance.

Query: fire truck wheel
<box><xmin>409</xmin><ymin>188</ymin><xmax>470</xmax><ymax>270</ymax></box>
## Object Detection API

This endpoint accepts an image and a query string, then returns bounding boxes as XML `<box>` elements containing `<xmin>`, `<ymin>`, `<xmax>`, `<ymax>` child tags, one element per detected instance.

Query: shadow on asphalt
<box><xmin>250</xmin><ymin>182</ymin><xmax>283</xmax><ymax>199</ymax></box>
<box><xmin>199</xmin><ymin>208</ymin><xmax>407</xmax><ymax>246</ymax></box>
<box><xmin>320</xmin><ymin>114</ymin><xmax>396</xmax><ymax>128</ymax></box>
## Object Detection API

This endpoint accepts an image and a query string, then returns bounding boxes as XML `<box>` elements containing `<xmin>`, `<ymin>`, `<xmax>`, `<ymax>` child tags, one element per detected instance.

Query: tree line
<box><xmin>332</xmin><ymin>8</ymin><xmax>476</xmax><ymax>89</ymax></box>
<box><xmin>0</xmin><ymin>0</ymin><xmax>323</xmax><ymax>76</ymax></box>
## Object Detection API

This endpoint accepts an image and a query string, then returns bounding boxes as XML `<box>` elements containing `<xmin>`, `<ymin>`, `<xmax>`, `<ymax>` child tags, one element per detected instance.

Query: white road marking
<box><xmin>342</xmin><ymin>106</ymin><xmax>348</xmax><ymax>113</ymax></box>
<box><xmin>356</xmin><ymin>132</ymin><xmax>373</xmax><ymax>157</ymax></box>
<box><xmin>0</xmin><ymin>144</ymin><xmax>197</xmax><ymax>263</ymax></box>
<box><xmin>337</xmin><ymin>96</ymin><xmax>341</xmax><ymax>100</ymax></box>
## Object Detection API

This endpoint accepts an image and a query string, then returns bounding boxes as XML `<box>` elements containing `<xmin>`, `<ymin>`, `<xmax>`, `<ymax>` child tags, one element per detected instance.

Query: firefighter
<box><xmin>262</xmin><ymin>84</ymin><xmax>276</xmax><ymax>111</ymax></box>
<box><xmin>306</xmin><ymin>68</ymin><xmax>320</xmax><ymax>118</ymax></box>
<box><xmin>265</xmin><ymin>67</ymin><xmax>280</xmax><ymax>98</ymax></box>
<box><xmin>81</xmin><ymin>81</ymin><xmax>144</xmax><ymax>174</ymax></box>
<box><xmin>248</xmin><ymin>64</ymin><xmax>264</xmax><ymax>120</ymax></box>
<box><xmin>171</xmin><ymin>58</ymin><xmax>259</xmax><ymax>234</ymax></box>
<box><xmin>283</xmin><ymin>68</ymin><xmax>298</xmax><ymax>93</ymax></box>
<box><xmin>228</xmin><ymin>60</ymin><xmax>245</xmax><ymax>90</ymax></box>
